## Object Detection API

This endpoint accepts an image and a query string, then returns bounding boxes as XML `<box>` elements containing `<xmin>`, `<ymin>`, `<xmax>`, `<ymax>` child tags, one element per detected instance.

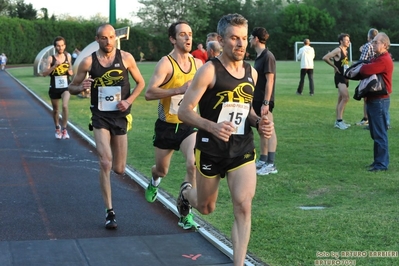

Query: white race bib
<box><xmin>217</xmin><ymin>102</ymin><xmax>250</xmax><ymax>135</ymax></box>
<box><xmin>54</xmin><ymin>75</ymin><xmax>68</xmax><ymax>89</ymax></box>
<box><xmin>169</xmin><ymin>94</ymin><xmax>184</xmax><ymax>115</ymax></box>
<box><xmin>98</xmin><ymin>86</ymin><xmax>122</xmax><ymax>111</ymax></box>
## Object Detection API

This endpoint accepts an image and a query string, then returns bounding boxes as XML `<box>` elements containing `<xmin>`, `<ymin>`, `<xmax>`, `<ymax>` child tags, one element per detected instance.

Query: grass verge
<box><xmin>8</xmin><ymin>61</ymin><xmax>399</xmax><ymax>266</ymax></box>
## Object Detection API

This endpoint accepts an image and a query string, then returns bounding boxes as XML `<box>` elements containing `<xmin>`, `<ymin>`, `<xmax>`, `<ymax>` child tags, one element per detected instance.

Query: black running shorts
<box><xmin>334</xmin><ymin>74</ymin><xmax>349</xmax><ymax>88</ymax></box>
<box><xmin>195</xmin><ymin>149</ymin><xmax>255</xmax><ymax>178</ymax></box>
<box><xmin>153</xmin><ymin>119</ymin><xmax>196</xmax><ymax>150</ymax></box>
<box><xmin>90</xmin><ymin>113</ymin><xmax>127</xmax><ymax>135</ymax></box>
<box><xmin>48</xmin><ymin>88</ymin><xmax>68</xmax><ymax>99</ymax></box>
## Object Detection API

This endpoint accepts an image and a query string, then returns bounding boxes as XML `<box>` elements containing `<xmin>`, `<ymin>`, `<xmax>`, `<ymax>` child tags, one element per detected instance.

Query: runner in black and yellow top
<box><xmin>68</xmin><ymin>24</ymin><xmax>145</xmax><ymax>229</ymax></box>
<box><xmin>42</xmin><ymin>36</ymin><xmax>73</xmax><ymax>140</ymax></box>
<box><xmin>322</xmin><ymin>33</ymin><xmax>351</xmax><ymax>130</ymax></box>
<box><xmin>178</xmin><ymin>14</ymin><xmax>274</xmax><ymax>265</ymax></box>
<box><xmin>144</xmin><ymin>20</ymin><xmax>203</xmax><ymax>230</ymax></box>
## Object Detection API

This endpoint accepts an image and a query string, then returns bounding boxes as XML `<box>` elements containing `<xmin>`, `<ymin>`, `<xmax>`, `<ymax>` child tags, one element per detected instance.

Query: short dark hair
<box><xmin>168</xmin><ymin>20</ymin><xmax>189</xmax><ymax>40</ymax></box>
<box><xmin>53</xmin><ymin>36</ymin><xmax>66</xmax><ymax>46</ymax></box>
<box><xmin>338</xmin><ymin>33</ymin><xmax>350</xmax><ymax>43</ymax></box>
<box><xmin>251</xmin><ymin>27</ymin><xmax>269</xmax><ymax>44</ymax></box>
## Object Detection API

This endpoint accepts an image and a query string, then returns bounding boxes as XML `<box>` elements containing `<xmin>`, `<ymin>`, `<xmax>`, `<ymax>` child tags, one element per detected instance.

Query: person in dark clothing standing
<box><xmin>68</xmin><ymin>24</ymin><xmax>145</xmax><ymax>229</ymax></box>
<box><xmin>322</xmin><ymin>33</ymin><xmax>351</xmax><ymax>130</ymax></box>
<box><xmin>42</xmin><ymin>36</ymin><xmax>73</xmax><ymax>140</ymax></box>
<box><xmin>250</xmin><ymin>27</ymin><xmax>278</xmax><ymax>176</ymax></box>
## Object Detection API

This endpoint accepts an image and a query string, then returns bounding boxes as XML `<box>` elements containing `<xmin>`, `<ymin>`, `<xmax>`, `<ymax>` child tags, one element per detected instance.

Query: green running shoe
<box><xmin>145</xmin><ymin>182</ymin><xmax>158</xmax><ymax>203</ymax></box>
<box><xmin>178</xmin><ymin>213</ymin><xmax>198</xmax><ymax>230</ymax></box>
<box><xmin>177</xmin><ymin>182</ymin><xmax>192</xmax><ymax>216</ymax></box>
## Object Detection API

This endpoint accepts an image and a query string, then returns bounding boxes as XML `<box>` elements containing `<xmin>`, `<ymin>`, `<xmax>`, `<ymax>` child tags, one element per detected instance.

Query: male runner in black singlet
<box><xmin>322</xmin><ymin>33</ymin><xmax>351</xmax><ymax>130</ymax></box>
<box><xmin>178</xmin><ymin>14</ymin><xmax>273</xmax><ymax>265</ymax></box>
<box><xmin>42</xmin><ymin>36</ymin><xmax>73</xmax><ymax>139</ymax></box>
<box><xmin>69</xmin><ymin>24</ymin><xmax>145</xmax><ymax>229</ymax></box>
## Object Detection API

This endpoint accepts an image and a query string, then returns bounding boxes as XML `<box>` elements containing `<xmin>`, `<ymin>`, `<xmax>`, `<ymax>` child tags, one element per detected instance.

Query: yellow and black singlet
<box><xmin>158</xmin><ymin>55</ymin><xmax>197</xmax><ymax>124</ymax></box>
<box><xmin>49</xmin><ymin>52</ymin><xmax>71</xmax><ymax>91</ymax></box>
<box><xmin>89</xmin><ymin>49</ymin><xmax>131</xmax><ymax>118</ymax></box>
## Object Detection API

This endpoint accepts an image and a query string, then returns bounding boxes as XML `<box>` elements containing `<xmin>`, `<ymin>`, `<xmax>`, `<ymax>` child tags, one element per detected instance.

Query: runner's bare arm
<box><xmin>68</xmin><ymin>56</ymin><xmax>93</xmax><ymax>95</ymax></box>
<box><xmin>145</xmin><ymin>56</ymin><xmax>190</xmax><ymax>100</ymax></box>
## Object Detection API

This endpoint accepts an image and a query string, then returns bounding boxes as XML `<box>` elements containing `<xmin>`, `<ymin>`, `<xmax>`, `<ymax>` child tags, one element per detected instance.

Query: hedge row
<box><xmin>0</xmin><ymin>17</ymin><xmax>170</xmax><ymax>64</ymax></box>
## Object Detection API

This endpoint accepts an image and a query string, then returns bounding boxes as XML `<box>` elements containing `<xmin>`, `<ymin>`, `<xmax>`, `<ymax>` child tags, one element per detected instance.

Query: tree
<box><xmin>7</xmin><ymin>0</ymin><xmax>37</xmax><ymax>20</ymax></box>
<box><xmin>0</xmin><ymin>0</ymin><xmax>10</xmax><ymax>16</ymax></box>
<box><xmin>370</xmin><ymin>0</ymin><xmax>399</xmax><ymax>41</ymax></box>
<box><xmin>276</xmin><ymin>3</ymin><xmax>335</xmax><ymax>59</ymax></box>
<box><xmin>136</xmin><ymin>0</ymin><xmax>211</xmax><ymax>37</ymax></box>
<box><xmin>37</xmin><ymin>7</ymin><xmax>48</xmax><ymax>20</ymax></box>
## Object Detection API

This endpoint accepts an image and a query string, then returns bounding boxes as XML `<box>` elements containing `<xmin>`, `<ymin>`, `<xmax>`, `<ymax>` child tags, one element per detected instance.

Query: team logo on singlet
<box><xmin>213</xmin><ymin>82</ymin><xmax>254</xmax><ymax>109</ymax></box>
<box><xmin>341</xmin><ymin>57</ymin><xmax>349</xmax><ymax>67</ymax></box>
<box><xmin>93</xmin><ymin>69</ymin><xmax>124</xmax><ymax>87</ymax></box>
<box><xmin>52</xmin><ymin>63</ymin><xmax>69</xmax><ymax>75</ymax></box>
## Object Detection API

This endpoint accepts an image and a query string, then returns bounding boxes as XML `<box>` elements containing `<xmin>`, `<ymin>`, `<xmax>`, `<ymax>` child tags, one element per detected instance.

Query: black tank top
<box><xmin>196</xmin><ymin>58</ymin><xmax>255</xmax><ymax>158</ymax></box>
<box><xmin>49</xmin><ymin>52</ymin><xmax>71</xmax><ymax>90</ymax></box>
<box><xmin>334</xmin><ymin>48</ymin><xmax>348</xmax><ymax>76</ymax></box>
<box><xmin>89</xmin><ymin>49</ymin><xmax>131</xmax><ymax>117</ymax></box>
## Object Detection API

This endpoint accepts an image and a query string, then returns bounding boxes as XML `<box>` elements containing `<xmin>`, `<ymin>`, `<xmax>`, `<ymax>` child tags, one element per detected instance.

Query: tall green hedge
<box><xmin>0</xmin><ymin>17</ymin><xmax>171</xmax><ymax>64</ymax></box>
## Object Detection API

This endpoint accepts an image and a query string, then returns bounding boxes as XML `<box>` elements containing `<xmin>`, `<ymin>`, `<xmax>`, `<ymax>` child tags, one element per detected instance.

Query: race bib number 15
<box><xmin>217</xmin><ymin>102</ymin><xmax>250</xmax><ymax>135</ymax></box>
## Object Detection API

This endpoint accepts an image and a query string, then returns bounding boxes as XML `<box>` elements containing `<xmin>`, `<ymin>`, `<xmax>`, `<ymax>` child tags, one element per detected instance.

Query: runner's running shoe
<box><xmin>55</xmin><ymin>128</ymin><xmax>62</xmax><ymax>139</ymax></box>
<box><xmin>105</xmin><ymin>210</ymin><xmax>117</xmax><ymax>229</ymax></box>
<box><xmin>62</xmin><ymin>129</ymin><xmax>70</xmax><ymax>139</ymax></box>
<box><xmin>178</xmin><ymin>213</ymin><xmax>198</xmax><ymax>230</ymax></box>
<box><xmin>177</xmin><ymin>182</ymin><xmax>192</xmax><ymax>217</ymax></box>
<box><xmin>145</xmin><ymin>182</ymin><xmax>158</xmax><ymax>203</ymax></box>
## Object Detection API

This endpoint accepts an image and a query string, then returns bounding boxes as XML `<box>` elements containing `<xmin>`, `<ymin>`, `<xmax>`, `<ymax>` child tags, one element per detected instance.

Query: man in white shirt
<box><xmin>296</xmin><ymin>39</ymin><xmax>315</xmax><ymax>96</ymax></box>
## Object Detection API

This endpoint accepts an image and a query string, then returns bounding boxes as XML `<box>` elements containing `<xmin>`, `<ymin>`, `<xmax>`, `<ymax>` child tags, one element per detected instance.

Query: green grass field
<box><xmin>8</xmin><ymin>60</ymin><xmax>399</xmax><ymax>266</ymax></box>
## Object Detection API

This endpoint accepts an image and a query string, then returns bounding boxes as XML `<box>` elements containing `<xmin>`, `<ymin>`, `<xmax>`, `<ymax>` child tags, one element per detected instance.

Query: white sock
<box><xmin>152</xmin><ymin>177</ymin><xmax>162</xmax><ymax>187</ymax></box>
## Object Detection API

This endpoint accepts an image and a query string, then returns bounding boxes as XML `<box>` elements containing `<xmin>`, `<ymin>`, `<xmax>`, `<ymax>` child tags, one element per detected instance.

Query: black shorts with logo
<box><xmin>90</xmin><ymin>113</ymin><xmax>127</xmax><ymax>135</ymax></box>
<box><xmin>195</xmin><ymin>149</ymin><xmax>255</xmax><ymax>178</ymax></box>
<box><xmin>153</xmin><ymin>119</ymin><xmax>196</xmax><ymax>150</ymax></box>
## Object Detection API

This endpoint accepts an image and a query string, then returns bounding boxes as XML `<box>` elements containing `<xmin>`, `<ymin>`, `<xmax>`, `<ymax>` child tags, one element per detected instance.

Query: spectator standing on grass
<box><xmin>250</xmin><ymin>26</ymin><xmax>278</xmax><ymax>176</ymax></box>
<box><xmin>322</xmin><ymin>33</ymin><xmax>351</xmax><ymax>130</ymax></box>
<box><xmin>144</xmin><ymin>20</ymin><xmax>203</xmax><ymax>230</ymax></box>
<box><xmin>177</xmin><ymin>13</ymin><xmax>274</xmax><ymax>265</ymax></box>
<box><xmin>356</xmin><ymin>28</ymin><xmax>379</xmax><ymax>127</ymax></box>
<box><xmin>296</xmin><ymin>38</ymin><xmax>315</xmax><ymax>96</ymax></box>
<box><xmin>68</xmin><ymin>24</ymin><xmax>145</xmax><ymax>229</ymax></box>
<box><xmin>42</xmin><ymin>36</ymin><xmax>73</xmax><ymax>140</ymax></box>
<box><xmin>359</xmin><ymin>32</ymin><xmax>393</xmax><ymax>172</ymax></box>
